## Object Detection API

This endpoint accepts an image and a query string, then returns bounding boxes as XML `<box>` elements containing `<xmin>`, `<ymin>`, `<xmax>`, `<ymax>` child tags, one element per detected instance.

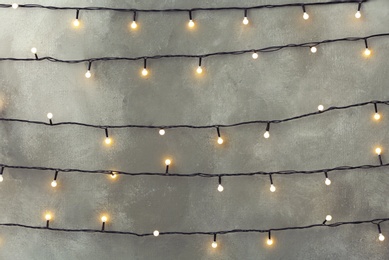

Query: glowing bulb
<box><xmin>45</xmin><ymin>214</ymin><xmax>52</xmax><ymax>221</ymax></box>
<box><xmin>0</xmin><ymin>175</ymin><xmax>3</xmax><ymax>182</ymax></box>
<box><xmin>153</xmin><ymin>230</ymin><xmax>159</xmax><ymax>237</ymax></box>
<box><xmin>165</xmin><ymin>159</ymin><xmax>171</xmax><ymax>166</ymax></box>
<box><xmin>111</xmin><ymin>172</ymin><xmax>117</xmax><ymax>179</ymax></box>
<box><xmin>131</xmin><ymin>21</ymin><xmax>137</xmax><ymax>29</ymax></box>
<box><xmin>217</xmin><ymin>184</ymin><xmax>224</xmax><ymax>192</ymax></box>
<box><xmin>364</xmin><ymin>48</ymin><xmax>371</xmax><ymax>56</ymax></box>
<box><xmin>252</xmin><ymin>52</ymin><xmax>258</xmax><ymax>59</ymax></box>
<box><xmin>12</xmin><ymin>3</ymin><xmax>18</xmax><ymax>9</ymax></box>
<box><xmin>264</xmin><ymin>131</ymin><xmax>270</xmax><ymax>139</ymax></box>
<box><xmin>31</xmin><ymin>47</ymin><xmax>37</xmax><ymax>54</ymax></box>
<box><xmin>326</xmin><ymin>215</ymin><xmax>332</xmax><ymax>221</ymax></box>
<box><xmin>101</xmin><ymin>216</ymin><xmax>107</xmax><ymax>222</ymax></box>
<box><xmin>325</xmin><ymin>178</ymin><xmax>331</xmax><ymax>186</ymax></box>
<box><xmin>142</xmin><ymin>68</ymin><xmax>148</xmax><ymax>76</ymax></box>
<box><xmin>159</xmin><ymin>129</ymin><xmax>165</xmax><ymax>135</ymax></box>
<box><xmin>211</xmin><ymin>241</ymin><xmax>217</xmax><ymax>248</ymax></box>
<box><xmin>105</xmin><ymin>137</ymin><xmax>112</xmax><ymax>145</ymax></box>
<box><xmin>47</xmin><ymin>113</ymin><xmax>53</xmax><ymax>119</ymax></box>
<box><xmin>379</xmin><ymin>233</ymin><xmax>385</xmax><ymax>241</ymax></box>
<box><xmin>73</xmin><ymin>19</ymin><xmax>80</xmax><ymax>27</ymax></box>
<box><xmin>85</xmin><ymin>70</ymin><xmax>91</xmax><ymax>78</ymax></box>
<box><xmin>217</xmin><ymin>137</ymin><xmax>223</xmax><ymax>144</ymax></box>
<box><xmin>375</xmin><ymin>147</ymin><xmax>382</xmax><ymax>155</ymax></box>
<box><xmin>196</xmin><ymin>66</ymin><xmax>203</xmax><ymax>74</ymax></box>
<box><xmin>355</xmin><ymin>11</ymin><xmax>361</xmax><ymax>19</ymax></box>
<box><xmin>267</xmin><ymin>239</ymin><xmax>273</xmax><ymax>245</ymax></box>
<box><xmin>51</xmin><ymin>180</ymin><xmax>57</xmax><ymax>187</ymax></box>
<box><xmin>188</xmin><ymin>20</ymin><xmax>195</xmax><ymax>27</ymax></box>
<box><xmin>303</xmin><ymin>12</ymin><xmax>309</xmax><ymax>20</ymax></box>
<box><xmin>270</xmin><ymin>184</ymin><xmax>276</xmax><ymax>192</ymax></box>
<box><xmin>311</xmin><ymin>47</ymin><xmax>317</xmax><ymax>53</ymax></box>
<box><xmin>374</xmin><ymin>113</ymin><xmax>381</xmax><ymax>120</ymax></box>
<box><xmin>318</xmin><ymin>105</ymin><xmax>324</xmax><ymax>111</ymax></box>
<box><xmin>243</xmin><ymin>17</ymin><xmax>249</xmax><ymax>25</ymax></box>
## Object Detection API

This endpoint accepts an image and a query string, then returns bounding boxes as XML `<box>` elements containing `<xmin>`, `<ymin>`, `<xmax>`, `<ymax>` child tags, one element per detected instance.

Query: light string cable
<box><xmin>0</xmin><ymin>217</ymin><xmax>387</xmax><ymax>243</ymax></box>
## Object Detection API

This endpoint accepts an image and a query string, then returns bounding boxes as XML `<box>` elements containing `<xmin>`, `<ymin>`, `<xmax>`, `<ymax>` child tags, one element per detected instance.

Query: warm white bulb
<box><xmin>217</xmin><ymin>137</ymin><xmax>223</xmax><ymax>145</ymax></box>
<box><xmin>142</xmin><ymin>68</ymin><xmax>148</xmax><ymax>76</ymax></box>
<box><xmin>153</xmin><ymin>230</ymin><xmax>159</xmax><ymax>237</ymax></box>
<box><xmin>243</xmin><ymin>17</ymin><xmax>249</xmax><ymax>25</ymax></box>
<box><xmin>196</xmin><ymin>66</ymin><xmax>203</xmax><ymax>74</ymax></box>
<box><xmin>374</xmin><ymin>113</ymin><xmax>381</xmax><ymax>120</ymax></box>
<box><xmin>318</xmin><ymin>105</ymin><xmax>324</xmax><ymax>111</ymax></box>
<box><xmin>45</xmin><ymin>214</ymin><xmax>52</xmax><ymax>221</ymax></box>
<box><xmin>211</xmin><ymin>241</ymin><xmax>218</xmax><ymax>248</ymax></box>
<box><xmin>47</xmin><ymin>113</ymin><xmax>53</xmax><ymax>119</ymax></box>
<box><xmin>73</xmin><ymin>19</ymin><xmax>80</xmax><ymax>27</ymax></box>
<box><xmin>110</xmin><ymin>172</ymin><xmax>117</xmax><ymax>179</ymax></box>
<box><xmin>12</xmin><ymin>3</ymin><xmax>18</xmax><ymax>9</ymax></box>
<box><xmin>326</xmin><ymin>215</ymin><xmax>332</xmax><ymax>221</ymax></box>
<box><xmin>364</xmin><ymin>48</ymin><xmax>371</xmax><ymax>56</ymax></box>
<box><xmin>252</xmin><ymin>52</ymin><xmax>258</xmax><ymax>59</ymax></box>
<box><xmin>85</xmin><ymin>70</ymin><xmax>91</xmax><ymax>78</ymax></box>
<box><xmin>188</xmin><ymin>20</ymin><xmax>195</xmax><ymax>28</ymax></box>
<box><xmin>270</xmin><ymin>184</ymin><xmax>276</xmax><ymax>192</ymax></box>
<box><xmin>355</xmin><ymin>11</ymin><xmax>361</xmax><ymax>19</ymax></box>
<box><xmin>0</xmin><ymin>175</ymin><xmax>3</xmax><ymax>182</ymax></box>
<box><xmin>267</xmin><ymin>239</ymin><xmax>273</xmax><ymax>245</ymax></box>
<box><xmin>159</xmin><ymin>129</ymin><xmax>165</xmax><ymax>136</ymax></box>
<box><xmin>311</xmin><ymin>47</ymin><xmax>317</xmax><ymax>53</ymax></box>
<box><xmin>105</xmin><ymin>137</ymin><xmax>112</xmax><ymax>145</ymax></box>
<box><xmin>303</xmin><ymin>12</ymin><xmax>309</xmax><ymax>20</ymax></box>
<box><xmin>379</xmin><ymin>233</ymin><xmax>385</xmax><ymax>241</ymax></box>
<box><xmin>165</xmin><ymin>159</ymin><xmax>171</xmax><ymax>166</ymax></box>
<box><xmin>31</xmin><ymin>47</ymin><xmax>37</xmax><ymax>54</ymax></box>
<box><xmin>264</xmin><ymin>131</ymin><xmax>270</xmax><ymax>139</ymax></box>
<box><xmin>375</xmin><ymin>148</ymin><xmax>382</xmax><ymax>155</ymax></box>
<box><xmin>51</xmin><ymin>180</ymin><xmax>57</xmax><ymax>188</ymax></box>
<box><xmin>131</xmin><ymin>21</ymin><xmax>137</xmax><ymax>29</ymax></box>
<box><xmin>101</xmin><ymin>216</ymin><xmax>107</xmax><ymax>222</ymax></box>
<box><xmin>325</xmin><ymin>178</ymin><xmax>331</xmax><ymax>186</ymax></box>
<box><xmin>217</xmin><ymin>184</ymin><xmax>224</xmax><ymax>192</ymax></box>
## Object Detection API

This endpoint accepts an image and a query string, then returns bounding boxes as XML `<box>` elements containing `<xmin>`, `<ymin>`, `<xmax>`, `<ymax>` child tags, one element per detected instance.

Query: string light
<box><xmin>310</xmin><ymin>46</ymin><xmax>317</xmax><ymax>53</ymax></box>
<box><xmin>364</xmin><ymin>39</ymin><xmax>371</xmax><ymax>56</ymax></box>
<box><xmin>188</xmin><ymin>11</ymin><xmax>195</xmax><ymax>28</ymax></box>
<box><xmin>165</xmin><ymin>159</ymin><xmax>171</xmax><ymax>174</ymax></box>
<box><xmin>323</xmin><ymin>215</ymin><xmax>332</xmax><ymax>224</ymax></box>
<box><xmin>101</xmin><ymin>215</ymin><xmax>108</xmax><ymax>231</ymax></box>
<box><xmin>51</xmin><ymin>171</ymin><xmax>58</xmax><ymax>188</ymax></box>
<box><xmin>217</xmin><ymin>176</ymin><xmax>224</xmax><ymax>192</ymax></box>
<box><xmin>196</xmin><ymin>57</ymin><xmax>203</xmax><ymax>74</ymax></box>
<box><xmin>45</xmin><ymin>213</ymin><xmax>52</xmax><ymax>228</ymax></box>
<box><xmin>73</xmin><ymin>9</ymin><xmax>80</xmax><ymax>27</ymax></box>
<box><xmin>131</xmin><ymin>11</ymin><xmax>137</xmax><ymax>29</ymax></box>
<box><xmin>30</xmin><ymin>47</ymin><xmax>38</xmax><ymax>59</ymax></box>
<box><xmin>85</xmin><ymin>61</ymin><xmax>92</xmax><ymax>78</ymax></box>
<box><xmin>269</xmin><ymin>174</ymin><xmax>276</xmax><ymax>192</ymax></box>
<box><xmin>153</xmin><ymin>230</ymin><xmax>159</xmax><ymax>237</ymax></box>
<box><xmin>110</xmin><ymin>171</ymin><xmax>117</xmax><ymax>179</ymax></box>
<box><xmin>252</xmin><ymin>51</ymin><xmax>258</xmax><ymax>59</ymax></box>
<box><xmin>0</xmin><ymin>167</ymin><xmax>4</xmax><ymax>182</ymax></box>
<box><xmin>104</xmin><ymin>128</ymin><xmax>112</xmax><ymax>145</ymax></box>
<box><xmin>376</xmin><ymin>147</ymin><xmax>383</xmax><ymax>166</ymax></box>
<box><xmin>377</xmin><ymin>224</ymin><xmax>385</xmax><ymax>242</ymax></box>
<box><xmin>324</xmin><ymin>172</ymin><xmax>331</xmax><ymax>186</ymax></box>
<box><xmin>263</xmin><ymin>122</ymin><xmax>270</xmax><ymax>139</ymax></box>
<box><xmin>267</xmin><ymin>231</ymin><xmax>273</xmax><ymax>246</ymax></box>
<box><xmin>142</xmin><ymin>58</ymin><xmax>148</xmax><ymax>76</ymax></box>
<box><xmin>216</xmin><ymin>127</ymin><xmax>223</xmax><ymax>144</ymax></box>
<box><xmin>373</xmin><ymin>103</ymin><xmax>380</xmax><ymax>120</ymax></box>
<box><xmin>242</xmin><ymin>10</ymin><xmax>249</xmax><ymax>25</ymax></box>
<box><xmin>159</xmin><ymin>129</ymin><xmax>165</xmax><ymax>135</ymax></box>
<box><xmin>211</xmin><ymin>234</ymin><xmax>218</xmax><ymax>248</ymax></box>
<box><xmin>302</xmin><ymin>5</ymin><xmax>309</xmax><ymax>20</ymax></box>
<box><xmin>46</xmin><ymin>112</ymin><xmax>53</xmax><ymax>125</ymax></box>
<box><xmin>355</xmin><ymin>3</ymin><xmax>362</xmax><ymax>18</ymax></box>
<box><xmin>12</xmin><ymin>3</ymin><xmax>18</xmax><ymax>9</ymax></box>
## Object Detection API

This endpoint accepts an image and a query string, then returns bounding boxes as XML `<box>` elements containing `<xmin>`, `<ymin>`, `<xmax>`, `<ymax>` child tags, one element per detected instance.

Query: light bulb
<box><xmin>85</xmin><ymin>70</ymin><xmax>91</xmax><ymax>78</ymax></box>
<box><xmin>252</xmin><ymin>52</ymin><xmax>258</xmax><ymax>59</ymax></box>
<box><xmin>45</xmin><ymin>214</ymin><xmax>52</xmax><ymax>221</ymax></box>
<box><xmin>311</xmin><ymin>47</ymin><xmax>317</xmax><ymax>53</ymax></box>
<box><xmin>188</xmin><ymin>20</ymin><xmax>195</xmax><ymax>27</ymax></box>
<box><xmin>51</xmin><ymin>180</ymin><xmax>57</xmax><ymax>187</ymax></box>
<box><xmin>47</xmin><ymin>113</ymin><xmax>53</xmax><ymax>119</ymax></box>
<box><xmin>379</xmin><ymin>233</ymin><xmax>385</xmax><ymax>241</ymax></box>
<box><xmin>217</xmin><ymin>184</ymin><xmax>224</xmax><ymax>192</ymax></box>
<box><xmin>326</xmin><ymin>215</ymin><xmax>332</xmax><ymax>221</ymax></box>
<box><xmin>217</xmin><ymin>137</ymin><xmax>223</xmax><ymax>144</ymax></box>
<box><xmin>375</xmin><ymin>147</ymin><xmax>382</xmax><ymax>155</ymax></box>
<box><xmin>364</xmin><ymin>48</ymin><xmax>371</xmax><ymax>56</ymax></box>
<box><xmin>0</xmin><ymin>175</ymin><xmax>3</xmax><ymax>182</ymax></box>
<box><xmin>101</xmin><ymin>216</ymin><xmax>107</xmax><ymax>222</ymax></box>
<box><xmin>325</xmin><ymin>178</ymin><xmax>331</xmax><ymax>186</ymax></box>
<box><xmin>243</xmin><ymin>17</ymin><xmax>249</xmax><ymax>25</ymax></box>
<box><xmin>303</xmin><ymin>12</ymin><xmax>309</xmax><ymax>20</ymax></box>
<box><xmin>264</xmin><ymin>131</ymin><xmax>270</xmax><ymax>139</ymax></box>
<box><xmin>165</xmin><ymin>159</ymin><xmax>171</xmax><ymax>166</ymax></box>
<box><xmin>196</xmin><ymin>66</ymin><xmax>203</xmax><ymax>74</ymax></box>
<box><xmin>105</xmin><ymin>137</ymin><xmax>112</xmax><ymax>145</ymax></box>
<box><xmin>267</xmin><ymin>239</ymin><xmax>273</xmax><ymax>245</ymax></box>
<box><xmin>270</xmin><ymin>184</ymin><xmax>276</xmax><ymax>192</ymax></box>
<box><xmin>211</xmin><ymin>241</ymin><xmax>217</xmax><ymax>248</ymax></box>
<box><xmin>73</xmin><ymin>19</ymin><xmax>80</xmax><ymax>27</ymax></box>
<box><xmin>374</xmin><ymin>113</ymin><xmax>381</xmax><ymax>120</ymax></box>
<box><xmin>318</xmin><ymin>105</ymin><xmax>324</xmax><ymax>111</ymax></box>
<box><xmin>111</xmin><ymin>172</ymin><xmax>117</xmax><ymax>179</ymax></box>
<box><xmin>31</xmin><ymin>47</ymin><xmax>37</xmax><ymax>54</ymax></box>
<box><xmin>355</xmin><ymin>11</ymin><xmax>361</xmax><ymax>19</ymax></box>
<box><xmin>159</xmin><ymin>129</ymin><xmax>165</xmax><ymax>135</ymax></box>
<box><xmin>12</xmin><ymin>3</ymin><xmax>18</xmax><ymax>9</ymax></box>
<box><xmin>142</xmin><ymin>68</ymin><xmax>148</xmax><ymax>76</ymax></box>
<box><xmin>153</xmin><ymin>230</ymin><xmax>159</xmax><ymax>237</ymax></box>
<box><xmin>131</xmin><ymin>21</ymin><xmax>137</xmax><ymax>29</ymax></box>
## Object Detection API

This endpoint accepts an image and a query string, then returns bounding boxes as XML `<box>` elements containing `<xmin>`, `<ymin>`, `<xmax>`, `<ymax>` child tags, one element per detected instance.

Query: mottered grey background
<box><xmin>0</xmin><ymin>0</ymin><xmax>388</xmax><ymax>259</ymax></box>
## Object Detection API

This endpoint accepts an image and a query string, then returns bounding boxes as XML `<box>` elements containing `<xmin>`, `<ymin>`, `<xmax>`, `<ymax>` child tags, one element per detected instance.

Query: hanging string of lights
<box><xmin>0</xmin><ymin>216</ymin><xmax>387</xmax><ymax>247</ymax></box>
<box><xmin>2</xmin><ymin>33</ymin><xmax>387</xmax><ymax>78</ymax></box>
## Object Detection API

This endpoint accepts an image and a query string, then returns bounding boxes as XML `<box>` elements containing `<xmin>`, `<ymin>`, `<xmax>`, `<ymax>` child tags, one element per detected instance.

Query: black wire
<box><xmin>0</xmin><ymin>217</ymin><xmax>386</xmax><ymax>237</ymax></box>
<box><xmin>0</xmin><ymin>1</ymin><xmax>367</xmax><ymax>13</ymax></box>
<box><xmin>0</xmin><ymin>33</ymin><xmax>387</xmax><ymax>64</ymax></box>
<box><xmin>0</xmin><ymin>100</ymin><xmax>387</xmax><ymax>130</ymax></box>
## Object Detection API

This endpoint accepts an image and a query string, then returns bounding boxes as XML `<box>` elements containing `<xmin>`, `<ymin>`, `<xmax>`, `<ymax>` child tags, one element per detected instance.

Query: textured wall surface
<box><xmin>0</xmin><ymin>0</ymin><xmax>388</xmax><ymax>259</ymax></box>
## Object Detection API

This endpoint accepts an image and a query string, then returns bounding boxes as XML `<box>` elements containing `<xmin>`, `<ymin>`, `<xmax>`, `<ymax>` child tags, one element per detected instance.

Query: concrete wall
<box><xmin>0</xmin><ymin>0</ymin><xmax>388</xmax><ymax>259</ymax></box>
